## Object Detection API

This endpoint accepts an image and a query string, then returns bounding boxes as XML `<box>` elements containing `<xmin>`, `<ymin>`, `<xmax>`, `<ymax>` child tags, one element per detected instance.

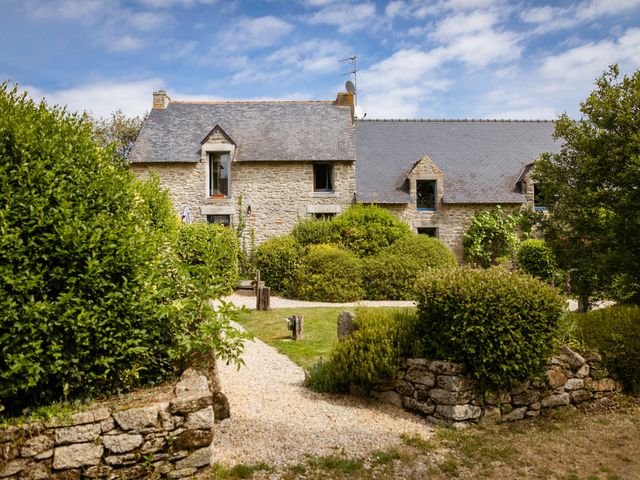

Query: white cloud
<box><xmin>540</xmin><ymin>28</ymin><xmax>640</xmax><ymax>85</ymax></box>
<box><xmin>22</xmin><ymin>78</ymin><xmax>165</xmax><ymax>118</ymax></box>
<box><xmin>266</xmin><ymin>40</ymin><xmax>347</xmax><ymax>73</ymax></box>
<box><xmin>108</xmin><ymin>35</ymin><xmax>146</xmax><ymax>52</ymax></box>
<box><xmin>385</xmin><ymin>1</ymin><xmax>405</xmax><ymax>18</ymax></box>
<box><xmin>161</xmin><ymin>40</ymin><xmax>198</xmax><ymax>60</ymax></box>
<box><xmin>431</xmin><ymin>10</ymin><xmax>499</xmax><ymax>40</ymax></box>
<box><xmin>219</xmin><ymin>16</ymin><xmax>294</xmax><ymax>51</ymax></box>
<box><xmin>307</xmin><ymin>2</ymin><xmax>377</xmax><ymax>33</ymax></box>
<box><xmin>576</xmin><ymin>0</ymin><xmax>640</xmax><ymax>21</ymax></box>
<box><xmin>27</xmin><ymin>0</ymin><xmax>109</xmax><ymax>21</ymax></box>
<box><xmin>445</xmin><ymin>29</ymin><xmax>522</xmax><ymax>68</ymax></box>
<box><xmin>137</xmin><ymin>0</ymin><xmax>216</xmax><ymax>7</ymax></box>
<box><xmin>127</xmin><ymin>11</ymin><xmax>170</xmax><ymax>31</ymax></box>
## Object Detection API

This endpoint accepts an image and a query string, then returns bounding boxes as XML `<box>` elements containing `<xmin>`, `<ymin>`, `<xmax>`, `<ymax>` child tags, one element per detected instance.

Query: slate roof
<box><xmin>355</xmin><ymin>119</ymin><xmax>561</xmax><ymax>204</ymax></box>
<box><xmin>129</xmin><ymin>101</ymin><xmax>356</xmax><ymax>163</ymax></box>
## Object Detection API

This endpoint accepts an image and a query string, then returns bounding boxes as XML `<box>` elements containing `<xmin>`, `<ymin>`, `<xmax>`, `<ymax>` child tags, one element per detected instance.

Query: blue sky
<box><xmin>2</xmin><ymin>0</ymin><xmax>640</xmax><ymax>119</ymax></box>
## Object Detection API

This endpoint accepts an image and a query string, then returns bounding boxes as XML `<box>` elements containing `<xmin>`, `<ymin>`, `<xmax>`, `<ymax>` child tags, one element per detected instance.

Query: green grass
<box><xmin>211</xmin><ymin>463</ymin><xmax>270</xmax><ymax>479</ymax></box>
<box><xmin>237</xmin><ymin>307</ymin><xmax>344</xmax><ymax>369</ymax></box>
<box><xmin>237</xmin><ymin>307</ymin><xmax>412</xmax><ymax>369</ymax></box>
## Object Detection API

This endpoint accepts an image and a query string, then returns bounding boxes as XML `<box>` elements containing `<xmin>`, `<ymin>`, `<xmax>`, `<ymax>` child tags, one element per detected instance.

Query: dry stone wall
<box><xmin>369</xmin><ymin>347</ymin><xmax>620</xmax><ymax>428</ymax></box>
<box><xmin>0</xmin><ymin>369</ymin><xmax>215</xmax><ymax>480</ymax></box>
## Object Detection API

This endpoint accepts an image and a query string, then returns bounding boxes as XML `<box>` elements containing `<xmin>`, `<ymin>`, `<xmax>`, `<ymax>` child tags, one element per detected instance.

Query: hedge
<box><xmin>254</xmin><ymin>235</ymin><xmax>304</xmax><ymax>296</ymax></box>
<box><xmin>415</xmin><ymin>268</ymin><xmax>564</xmax><ymax>389</ymax></box>
<box><xmin>517</xmin><ymin>239</ymin><xmax>556</xmax><ymax>281</ymax></box>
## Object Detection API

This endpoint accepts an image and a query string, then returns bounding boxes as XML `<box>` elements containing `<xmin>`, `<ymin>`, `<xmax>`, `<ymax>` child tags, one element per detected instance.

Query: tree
<box><xmin>92</xmin><ymin>109</ymin><xmax>146</xmax><ymax>165</ymax></box>
<box><xmin>535</xmin><ymin>65</ymin><xmax>640</xmax><ymax>310</ymax></box>
<box><xmin>463</xmin><ymin>206</ymin><xmax>521</xmax><ymax>268</ymax></box>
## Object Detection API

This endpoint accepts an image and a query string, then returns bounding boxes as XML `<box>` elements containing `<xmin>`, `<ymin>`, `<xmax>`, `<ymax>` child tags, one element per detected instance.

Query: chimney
<box><xmin>335</xmin><ymin>92</ymin><xmax>355</xmax><ymax>120</ymax></box>
<box><xmin>152</xmin><ymin>90</ymin><xmax>171</xmax><ymax>109</ymax></box>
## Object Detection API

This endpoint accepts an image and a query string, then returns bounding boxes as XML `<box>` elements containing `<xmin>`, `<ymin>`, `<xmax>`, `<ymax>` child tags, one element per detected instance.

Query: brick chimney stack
<box><xmin>152</xmin><ymin>90</ymin><xmax>171</xmax><ymax>109</ymax></box>
<box><xmin>335</xmin><ymin>92</ymin><xmax>355</xmax><ymax>120</ymax></box>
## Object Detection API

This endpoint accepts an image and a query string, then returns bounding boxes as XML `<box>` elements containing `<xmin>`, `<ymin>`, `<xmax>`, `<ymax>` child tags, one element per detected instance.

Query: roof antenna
<box><xmin>339</xmin><ymin>54</ymin><xmax>358</xmax><ymax>106</ymax></box>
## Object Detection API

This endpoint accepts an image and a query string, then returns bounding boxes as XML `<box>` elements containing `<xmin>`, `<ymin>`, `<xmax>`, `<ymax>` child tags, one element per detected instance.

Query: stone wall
<box><xmin>130</xmin><ymin>160</ymin><xmax>356</xmax><ymax>249</ymax></box>
<box><xmin>369</xmin><ymin>348</ymin><xmax>620</xmax><ymax>428</ymax></box>
<box><xmin>0</xmin><ymin>369</ymin><xmax>215</xmax><ymax>480</ymax></box>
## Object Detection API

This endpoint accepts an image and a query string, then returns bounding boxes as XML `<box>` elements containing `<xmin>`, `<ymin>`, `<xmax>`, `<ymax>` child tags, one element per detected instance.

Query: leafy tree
<box><xmin>92</xmin><ymin>109</ymin><xmax>146</xmax><ymax>165</ymax></box>
<box><xmin>535</xmin><ymin>66</ymin><xmax>640</xmax><ymax>310</ymax></box>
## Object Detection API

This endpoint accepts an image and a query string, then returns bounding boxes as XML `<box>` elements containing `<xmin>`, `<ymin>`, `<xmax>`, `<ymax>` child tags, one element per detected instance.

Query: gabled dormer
<box><xmin>201</xmin><ymin>124</ymin><xmax>236</xmax><ymax>199</ymax></box>
<box><xmin>407</xmin><ymin>155</ymin><xmax>444</xmax><ymax>212</ymax></box>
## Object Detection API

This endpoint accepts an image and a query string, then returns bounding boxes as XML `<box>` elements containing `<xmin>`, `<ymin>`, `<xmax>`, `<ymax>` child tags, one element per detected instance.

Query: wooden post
<box><xmin>255</xmin><ymin>269</ymin><xmax>261</xmax><ymax>296</ymax></box>
<box><xmin>293</xmin><ymin>315</ymin><xmax>304</xmax><ymax>340</ymax></box>
<box><xmin>258</xmin><ymin>286</ymin><xmax>270</xmax><ymax>311</ymax></box>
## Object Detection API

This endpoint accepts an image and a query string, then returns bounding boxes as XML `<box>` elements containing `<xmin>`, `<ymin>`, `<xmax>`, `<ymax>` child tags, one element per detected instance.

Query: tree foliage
<box><xmin>462</xmin><ymin>206</ymin><xmax>520</xmax><ymax>268</ymax></box>
<box><xmin>92</xmin><ymin>109</ymin><xmax>146</xmax><ymax>165</ymax></box>
<box><xmin>534</xmin><ymin>66</ymin><xmax>640</xmax><ymax>309</ymax></box>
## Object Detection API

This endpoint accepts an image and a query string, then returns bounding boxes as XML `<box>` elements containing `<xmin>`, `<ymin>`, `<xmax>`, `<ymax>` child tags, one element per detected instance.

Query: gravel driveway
<box><xmin>212</xmin><ymin>327</ymin><xmax>433</xmax><ymax>468</ymax></box>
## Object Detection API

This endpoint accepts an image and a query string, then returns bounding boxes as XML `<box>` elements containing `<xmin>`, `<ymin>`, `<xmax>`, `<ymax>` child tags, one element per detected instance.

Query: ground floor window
<box><xmin>314</xmin><ymin>212</ymin><xmax>336</xmax><ymax>220</ymax></box>
<box><xmin>417</xmin><ymin>227</ymin><xmax>438</xmax><ymax>237</ymax></box>
<box><xmin>207</xmin><ymin>214</ymin><xmax>231</xmax><ymax>226</ymax></box>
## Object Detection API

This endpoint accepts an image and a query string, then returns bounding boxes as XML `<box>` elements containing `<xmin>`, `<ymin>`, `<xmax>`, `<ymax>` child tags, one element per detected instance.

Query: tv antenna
<box><xmin>340</xmin><ymin>54</ymin><xmax>358</xmax><ymax>105</ymax></box>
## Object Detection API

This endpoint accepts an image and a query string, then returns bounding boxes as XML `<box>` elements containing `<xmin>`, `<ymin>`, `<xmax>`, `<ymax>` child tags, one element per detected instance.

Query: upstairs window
<box><xmin>533</xmin><ymin>183</ymin><xmax>547</xmax><ymax>211</ymax></box>
<box><xmin>416</xmin><ymin>180</ymin><xmax>436</xmax><ymax>211</ymax></box>
<box><xmin>209</xmin><ymin>152</ymin><xmax>230</xmax><ymax>196</ymax></box>
<box><xmin>313</xmin><ymin>164</ymin><xmax>333</xmax><ymax>192</ymax></box>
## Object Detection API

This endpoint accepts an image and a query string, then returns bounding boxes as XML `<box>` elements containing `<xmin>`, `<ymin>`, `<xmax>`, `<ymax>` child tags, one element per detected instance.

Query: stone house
<box><xmin>130</xmin><ymin>90</ymin><xmax>560</xmax><ymax>259</ymax></box>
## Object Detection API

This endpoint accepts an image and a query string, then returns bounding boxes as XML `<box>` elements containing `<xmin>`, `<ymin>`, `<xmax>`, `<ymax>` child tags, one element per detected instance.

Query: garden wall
<box><xmin>369</xmin><ymin>348</ymin><xmax>620</xmax><ymax>428</ymax></box>
<box><xmin>0</xmin><ymin>369</ymin><xmax>215</xmax><ymax>479</ymax></box>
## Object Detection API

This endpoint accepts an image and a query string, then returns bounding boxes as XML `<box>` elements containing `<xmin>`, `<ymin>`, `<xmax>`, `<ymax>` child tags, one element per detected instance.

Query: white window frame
<box><xmin>202</xmin><ymin>144</ymin><xmax>235</xmax><ymax>198</ymax></box>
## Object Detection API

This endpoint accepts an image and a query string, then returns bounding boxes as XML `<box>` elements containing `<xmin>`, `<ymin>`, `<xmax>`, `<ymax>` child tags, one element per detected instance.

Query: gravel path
<box><xmin>212</xmin><ymin>327</ymin><xmax>433</xmax><ymax>468</ymax></box>
<box><xmin>223</xmin><ymin>289</ymin><xmax>416</xmax><ymax>309</ymax></box>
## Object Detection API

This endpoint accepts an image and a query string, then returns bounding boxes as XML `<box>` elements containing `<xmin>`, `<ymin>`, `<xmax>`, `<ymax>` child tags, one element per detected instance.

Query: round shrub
<box><xmin>294</xmin><ymin>244</ymin><xmax>364</xmax><ymax>302</ymax></box>
<box><xmin>415</xmin><ymin>268</ymin><xmax>565</xmax><ymax>389</ymax></box>
<box><xmin>363</xmin><ymin>254</ymin><xmax>421</xmax><ymax>300</ymax></box>
<box><xmin>176</xmin><ymin>223</ymin><xmax>239</xmax><ymax>294</ymax></box>
<box><xmin>332</xmin><ymin>204</ymin><xmax>411</xmax><ymax>257</ymax></box>
<box><xmin>254</xmin><ymin>235</ymin><xmax>304</xmax><ymax>296</ymax></box>
<box><xmin>517</xmin><ymin>239</ymin><xmax>556</xmax><ymax>281</ymax></box>
<box><xmin>0</xmin><ymin>85</ymin><xmax>177</xmax><ymax>412</ymax></box>
<box><xmin>385</xmin><ymin>234</ymin><xmax>457</xmax><ymax>268</ymax></box>
<box><xmin>291</xmin><ymin>217</ymin><xmax>339</xmax><ymax>246</ymax></box>
<box><xmin>575</xmin><ymin>305</ymin><xmax>640</xmax><ymax>394</ymax></box>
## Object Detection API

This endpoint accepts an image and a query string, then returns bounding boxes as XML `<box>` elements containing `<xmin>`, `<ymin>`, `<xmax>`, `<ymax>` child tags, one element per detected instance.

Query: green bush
<box><xmin>0</xmin><ymin>85</ymin><xmax>178</xmax><ymax>412</ymax></box>
<box><xmin>463</xmin><ymin>207</ymin><xmax>520</xmax><ymax>267</ymax></box>
<box><xmin>254</xmin><ymin>235</ymin><xmax>304</xmax><ymax>295</ymax></box>
<box><xmin>517</xmin><ymin>239</ymin><xmax>556</xmax><ymax>281</ymax></box>
<box><xmin>415</xmin><ymin>268</ymin><xmax>564</xmax><ymax>389</ymax></box>
<box><xmin>364</xmin><ymin>235</ymin><xmax>456</xmax><ymax>300</ymax></box>
<box><xmin>575</xmin><ymin>305</ymin><xmax>640</xmax><ymax>394</ymax></box>
<box><xmin>294</xmin><ymin>244</ymin><xmax>364</xmax><ymax>302</ymax></box>
<box><xmin>176</xmin><ymin>223</ymin><xmax>239</xmax><ymax>294</ymax></box>
<box><xmin>333</xmin><ymin>204</ymin><xmax>411</xmax><ymax>257</ymax></box>
<box><xmin>306</xmin><ymin>308</ymin><xmax>418</xmax><ymax>392</ymax></box>
<box><xmin>136</xmin><ymin>172</ymin><xmax>180</xmax><ymax>244</ymax></box>
<box><xmin>291</xmin><ymin>217</ymin><xmax>339</xmax><ymax>246</ymax></box>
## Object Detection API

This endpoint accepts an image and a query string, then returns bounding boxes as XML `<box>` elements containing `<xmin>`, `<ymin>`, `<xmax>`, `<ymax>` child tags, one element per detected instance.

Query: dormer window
<box><xmin>417</xmin><ymin>180</ymin><xmax>436</xmax><ymax>211</ymax></box>
<box><xmin>208</xmin><ymin>152</ymin><xmax>230</xmax><ymax>197</ymax></box>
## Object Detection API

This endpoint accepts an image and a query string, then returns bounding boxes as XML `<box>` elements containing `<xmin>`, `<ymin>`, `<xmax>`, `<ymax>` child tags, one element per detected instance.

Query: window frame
<box><xmin>416</xmin><ymin>179</ymin><xmax>437</xmax><ymax>211</ymax></box>
<box><xmin>208</xmin><ymin>151</ymin><xmax>231</xmax><ymax>197</ymax></box>
<box><xmin>417</xmin><ymin>227</ymin><xmax>438</xmax><ymax>238</ymax></box>
<box><xmin>206</xmin><ymin>214</ymin><xmax>231</xmax><ymax>227</ymax></box>
<box><xmin>313</xmin><ymin>163</ymin><xmax>333</xmax><ymax>192</ymax></box>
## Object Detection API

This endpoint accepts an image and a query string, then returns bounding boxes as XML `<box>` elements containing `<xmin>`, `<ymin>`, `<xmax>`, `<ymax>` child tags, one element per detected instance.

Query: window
<box><xmin>313</xmin><ymin>164</ymin><xmax>333</xmax><ymax>192</ymax></box>
<box><xmin>208</xmin><ymin>152</ymin><xmax>230</xmax><ymax>196</ymax></box>
<box><xmin>207</xmin><ymin>214</ymin><xmax>231</xmax><ymax>226</ymax></box>
<box><xmin>416</xmin><ymin>180</ymin><xmax>436</xmax><ymax>210</ymax></box>
<box><xmin>533</xmin><ymin>183</ymin><xmax>547</xmax><ymax>211</ymax></box>
<box><xmin>314</xmin><ymin>212</ymin><xmax>336</xmax><ymax>220</ymax></box>
<box><xmin>417</xmin><ymin>227</ymin><xmax>438</xmax><ymax>237</ymax></box>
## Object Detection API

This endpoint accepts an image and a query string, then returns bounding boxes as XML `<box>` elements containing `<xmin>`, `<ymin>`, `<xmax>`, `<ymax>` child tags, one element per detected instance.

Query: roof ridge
<box><xmin>170</xmin><ymin>100</ymin><xmax>335</xmax><ymax>105</ymax></box>
<box><xmin>357</xmin><ymin>118</ymin><xmax>556</xmax><ymax>123</ymax></box>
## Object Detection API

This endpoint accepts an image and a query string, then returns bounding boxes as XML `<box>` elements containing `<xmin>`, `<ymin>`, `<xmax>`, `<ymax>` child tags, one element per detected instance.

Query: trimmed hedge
<box><xmin>364</xmin><ymin>235</ymin><xmax>457</xmax><ymax>300</ymax></box>
<box><xmin>0</xmin><ymin>86</ymin><xmax>177</xmax><ymax>412</ymax></box>
<box><xmin>415</xmin><ymin>268</ymin><xmax>564</xmax><ymax>389</ymax></box>
<box><xmin>517</xmin><ymin>239</ymin><xmax>556</xmax><ymax>281</ymax></box>
<box><xmin>333</xmin><ymin>204</ymin><xmax>411</xmax><ymax>257</ymax></box>
<box><xmin>575</xmin><ymin>305</ymin><xmax>640</xmax><ymax>394</ymax></box>
<box><xmin>291</xmin><ymin>218</ymin><xmax>339</xmax><ymax>246</ymax></box>
<box><xmin>294</xmin><ymin>244</ymin><xmax>364</xmax><ymax>302</ymax></box>
<box><xmin>254</xmin><ymin>235</ymin><xmax>304</xmax><ymax>296</ymax></box>
<box><xmin>176</xmin><ymin>223</ymin><xmax>239</xmax><ymax>294</ymax></box>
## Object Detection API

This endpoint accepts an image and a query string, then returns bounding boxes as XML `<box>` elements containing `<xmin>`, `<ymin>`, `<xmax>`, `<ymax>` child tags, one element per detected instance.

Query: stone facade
<box><xmin>131</xmin><ymin>160</ymin><xmax>355</xmax><ymax>249</ymax></box>
<box><xmin>0</xmin><ymin>369</ymin><xmax>215</xmax><ymax>480</ymax></box>
<box><xmin>369</xmin><ymin>348</ymin><xmax>620</xmax><ymax>428</ymax></box>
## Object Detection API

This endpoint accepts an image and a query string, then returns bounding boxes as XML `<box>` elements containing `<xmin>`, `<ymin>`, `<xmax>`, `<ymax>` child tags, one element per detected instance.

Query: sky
<box><xmin>2</xmin><ymin>0</ymin><xmax>640</xmax><ymax>119</ymax></box>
